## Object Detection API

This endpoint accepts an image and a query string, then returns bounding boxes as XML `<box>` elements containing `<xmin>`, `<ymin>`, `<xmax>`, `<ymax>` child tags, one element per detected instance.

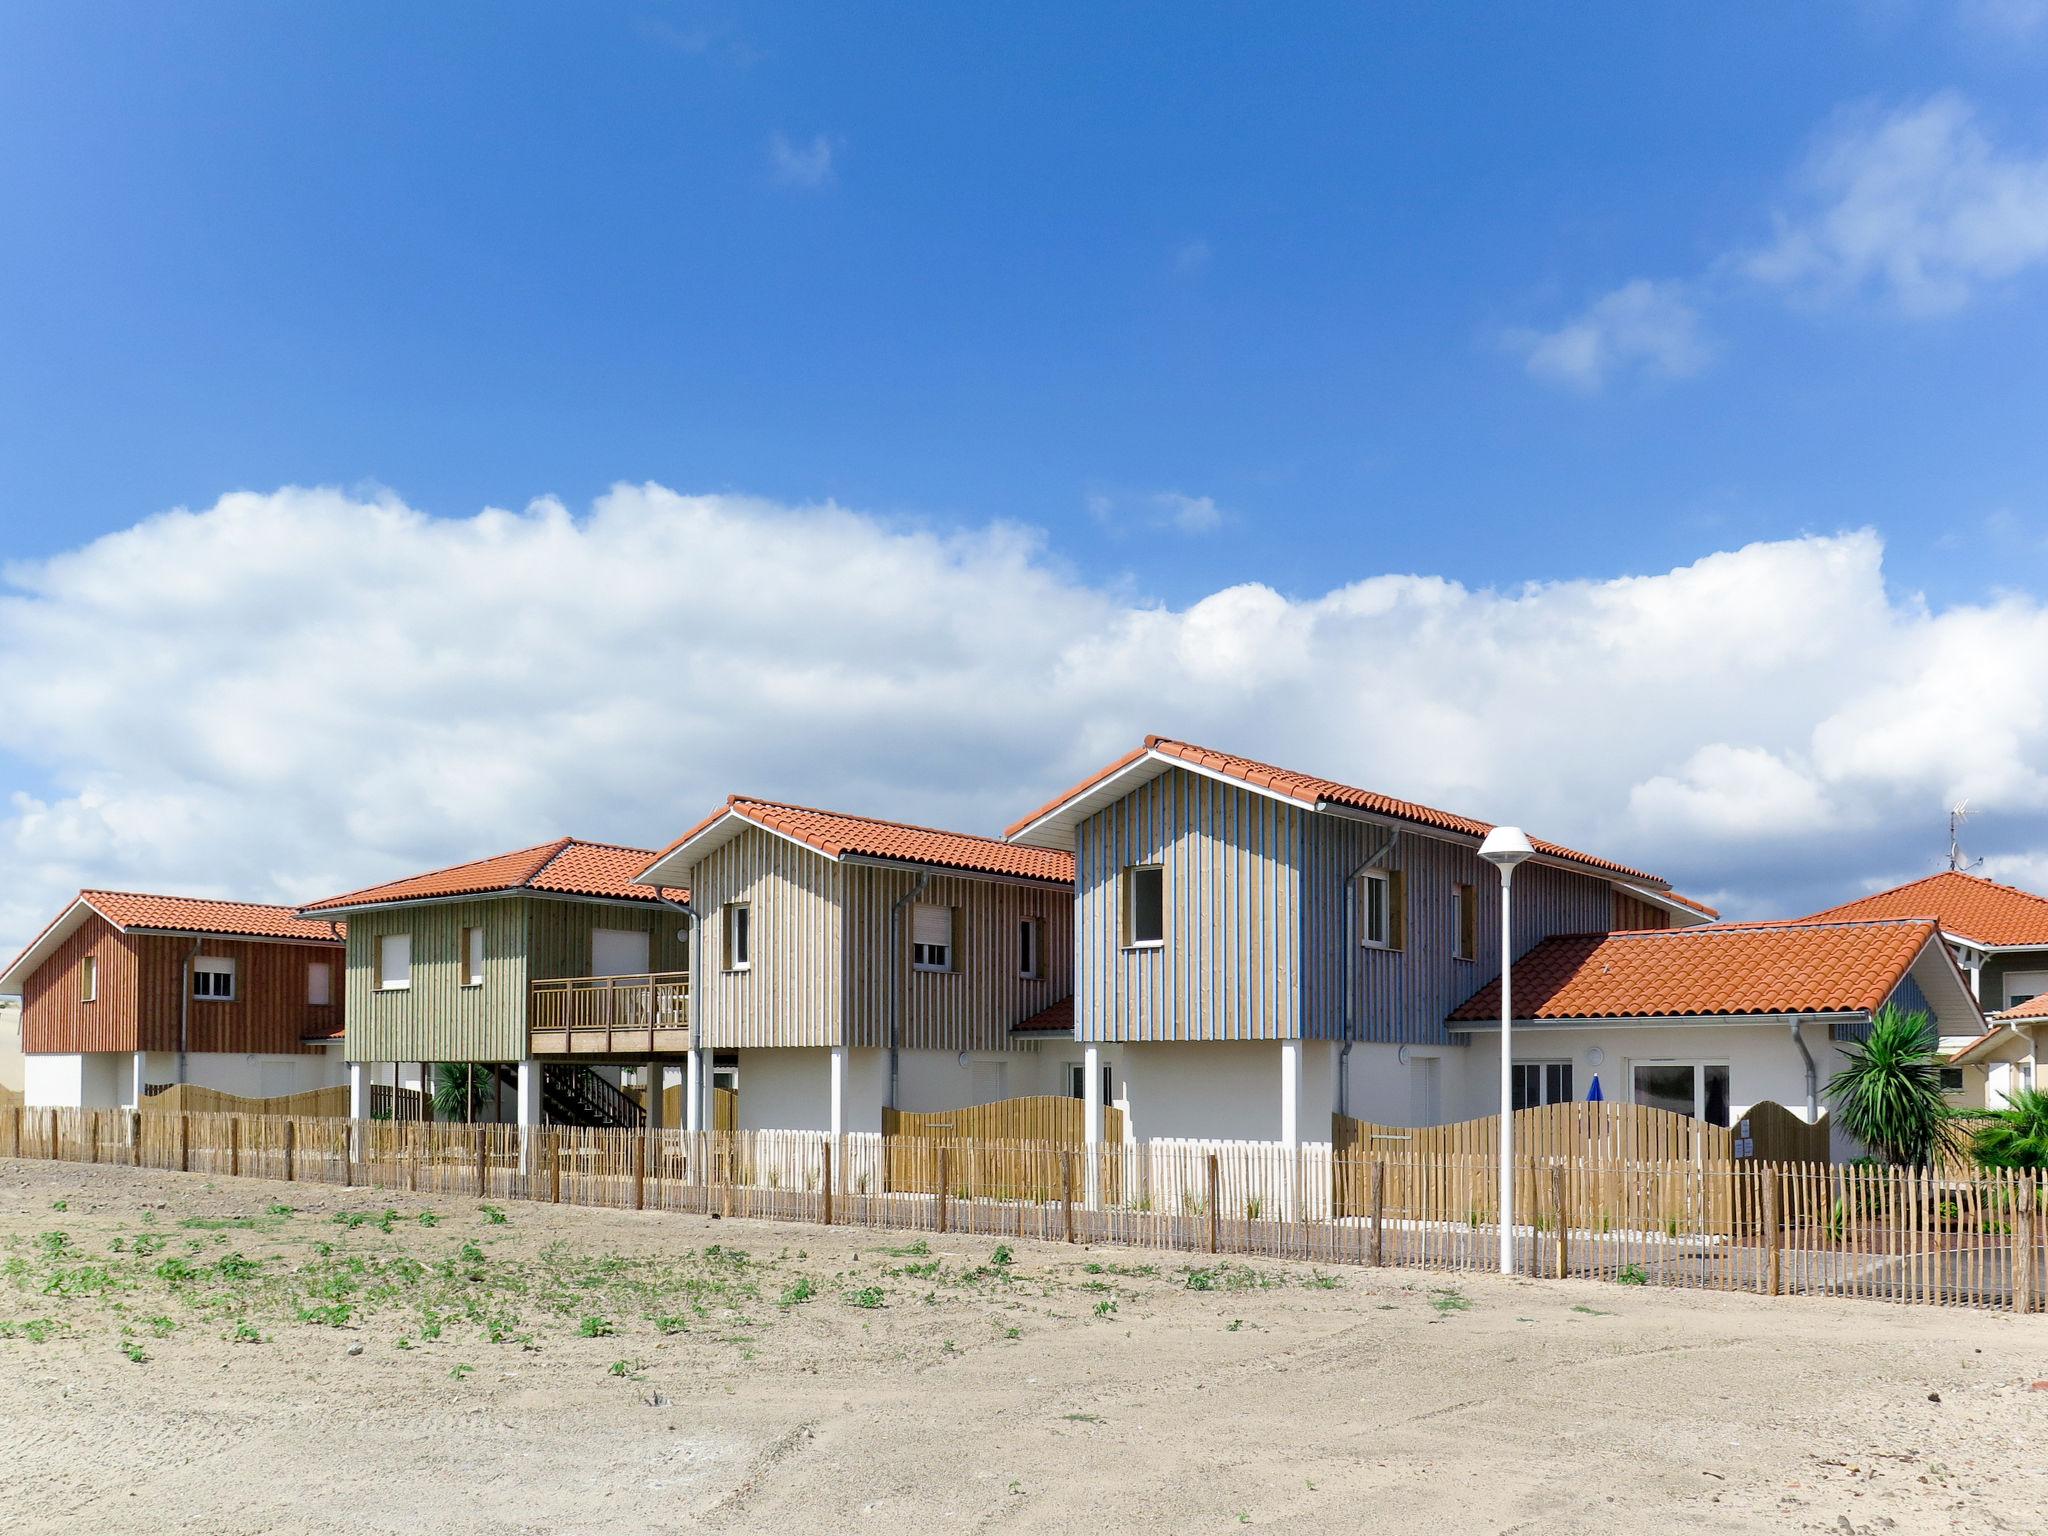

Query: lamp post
<box><xmin>1479</xmin><ymin>826</ymin><xmax>1534</xmax><ymax>1276</ymax></box>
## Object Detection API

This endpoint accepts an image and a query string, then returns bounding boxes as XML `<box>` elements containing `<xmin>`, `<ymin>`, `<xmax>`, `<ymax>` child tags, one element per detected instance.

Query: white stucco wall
<box><xmin>735</xmin><ymin>1048</ymin><xmax>833</xmax><ymax>1133</ymax></box>
<box><xmin>1120</xmin><ymin>1041</ymin><xmax>1299</xmax><ymax>1142</ymax></box>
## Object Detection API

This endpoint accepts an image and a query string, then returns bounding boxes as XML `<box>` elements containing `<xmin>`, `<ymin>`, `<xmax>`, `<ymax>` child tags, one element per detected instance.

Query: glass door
<box><xmin>1630</xmin><ymin>1061</ymin><xmax>1731</xmax><ymax>1126</ymax></box>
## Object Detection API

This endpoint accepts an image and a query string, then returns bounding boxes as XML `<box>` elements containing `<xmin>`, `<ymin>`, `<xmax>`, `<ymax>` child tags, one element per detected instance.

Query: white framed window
<box><xmin>1359</xmin><ymin>868</ymin><xmax>1402</xmax><ymax>949</ymax></box>
<box><xmin>1122</xmin><ymin>865</ymin><xmax>1164</xmax><ymax>948</ymax></box>
<box><xmin>1453</xmin><ymin>881</ymin><xmax>1477</xmax><ymax>961</ymax></box>
<box><xmin>911</xmin><ymin>903</ymin><xmax>955</xmax><ymax>972</ymax></box>
<box><xmin>723</xmin><ymin>904</ymin><xmax>751</xmax><ymax>971</ymax></box>
<box><xmin>1066</xmin><ymin>1061</ymin><xmax>1113</xmax><ymax>1104</ymax></box>
<box><xmin>1510</xmin><ymin>1061</ymin><xmax>1573</xmax><ymax>1110</ymax></box>
<box><xmin>1017</xmin><ymin>917</ymin><xmax>1041</xmax><ymax>979</ymax></box>
<box><xmin>1630</xmin><ymin>1060</ymin><xmax>1731</xmax><ymax>1127</ymax></box>
<box><xmin>376</xmin><ymin>933</ymin><xmax>412</xmax><ymax>991</ymax></box>
<box><xmin>80</xmin><ymin>955</ymin><xmax>97</xmax><ymax>1004</ymax></box>
<box><xmin>591</xmin><ymin>927</ymin><xmax>650</xmax><ymax>978</ymax></box>
<box><xmin>1939</xmin><ymin>1067</ymin><xmax>1966</xmax><ymax>1095</ymax></box>
<box><xmin>192</xmin><ymin>956</ymin><xmax>236</xmax><ymax>1001</ymax></box>
<box><xmin>459</xmin><ymin>926</ymin><xmax>485</xmax><ymax>987</ymax></box>
<box><xmin>2005</xmin><ymin>971</ymin><xmax>2048</xmax><ymax>1010</ymax></box>
<box><xmin>307</xmin><ymin>961</ymin><xmax>332</xmax><ymax>1006</ymax></box>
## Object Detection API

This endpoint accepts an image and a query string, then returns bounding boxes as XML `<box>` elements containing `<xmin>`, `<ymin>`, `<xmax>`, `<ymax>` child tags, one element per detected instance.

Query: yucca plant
<box><xmin>1823</xmin><ymin>1004</ymin><xmax>1966</xmax><ymax>1167</ymax></box>
<box><xmin>1971</xmin><ymin>1086</ymin><xmax>2048</xmax><ymax>1170</ymax></box>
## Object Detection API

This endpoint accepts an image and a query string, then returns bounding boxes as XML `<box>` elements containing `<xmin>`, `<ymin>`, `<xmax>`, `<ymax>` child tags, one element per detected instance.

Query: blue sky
<box><xmin>5</xmin><ymin>2</ymin><xmax>2048</xmax><ymax>605</ymax></box>
<box><xmin>4</xmin><ymin>3</ymin><xmax>2048</xmax><ymax>951</ymax></box>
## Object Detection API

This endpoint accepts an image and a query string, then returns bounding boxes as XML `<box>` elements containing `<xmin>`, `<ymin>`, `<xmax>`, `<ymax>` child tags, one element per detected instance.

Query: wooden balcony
<box><xmin>528</xmin><ymin>971</ymin><xmax>691</xmax><ymax>1059</ymax></box>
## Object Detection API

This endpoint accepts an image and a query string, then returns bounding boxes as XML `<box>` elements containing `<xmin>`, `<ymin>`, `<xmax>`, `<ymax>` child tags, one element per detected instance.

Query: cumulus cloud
<box><xmin>1086</xmin><ymin>489</ymin><xmax>1226</xmax><ymax>536</ymax></box>
<box><xmin>3</xmin><ymin>489</ymin><xmax>2047</xmax><ymax>956</ymax></box>
<box><xmin>768</xmin><ymin>132</ymin><xmax>838</xmax><ymax>189</ymax></box>
<box><xmin>1506</xmin><ymin>279</ymin><xmax>1714</xmax><ymax>391</ymax></box>
<box><xmin>1745</xmin><ymin>93</ymin><xmax>2048</xmax><ymax>314</ymax></box>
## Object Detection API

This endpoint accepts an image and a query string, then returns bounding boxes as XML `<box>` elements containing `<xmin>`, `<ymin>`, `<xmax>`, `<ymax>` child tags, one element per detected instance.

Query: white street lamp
<box><xmin>1479</xmin><ymin>825</ymin><xmax>1535</xmax><ymax>1277</ymax></box>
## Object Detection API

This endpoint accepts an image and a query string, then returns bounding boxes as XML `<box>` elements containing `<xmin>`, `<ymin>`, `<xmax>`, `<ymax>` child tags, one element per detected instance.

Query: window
<box><xmin>1359</xmin><ymin>868</ymin><xmax>1404</xmax><ymax>950</ymax></box>
<box><xmin>1122</xmin><ymin>865</ymin><xmax>1164</xmax><ymax>948</ymax></box>
<box><xmin>307</xmin><ymin>961</ymin><xmax>332</xmax><ymax>1006</ymax></box>
<box><xmin>376</xmin><ymin>933</ymin><xmax>412</xmax><ymax>991</ymax></box>
<box><xmin>2005</xmin><ymin>971</ymin><xmax>2048</xmax><ymax>1010</ymax></box>
<box><xmin>722</xmin><ymin>904</ymin><xmax>751</xmax><ymax>971</ymax></box>
<box><xmin>1018</xmin><ymin>918</ymin><xmax>1041</xmax><ymax>979</ymax></box>
<box><xmin>590</xmin><ymin>927</ymin><xmax>649</xmax><ymax>977</ymax></box>
<box><xmin>1066</xmin><ymin>1061</ymin><xmax>1114</xmax><ymax>1104</ymax></box>
<box><xmin>1631</xmin><ymin>1061</ymin><xmax>1731</xmax><ymax>1127</ymax></box>
<box><xmin>1939</xmin><ymin>1067</ymin><xmax>1966</xmax><ymax>1094</ymax></box>
<box><xmin>1453</xmin><ymin>882</ymin><xmax>1477</xmax><ymax>961</ymax></box>
<box><xmin>461</xmin><ymin>927</ymin><xmax>485</xmax><ymax>987</ymax></box>
<box><xmin>1510</xmin><ymin>1061</ymin><xmax>1574</xmax><ymax>1110</ymax></box>
<box><xmin>911</xmin><ymin>903</ymin><xmax>955</xmax><ymax>971</ymax></box>
<box><xmin>192</xmin><ymin>956</ymin><xmax>236</xmax><ymax>1001</ymax></box>
<box><xmin>80</xmin><ymin>955</ymin><xmax>97</xmax><ymax>1003</ymax></box>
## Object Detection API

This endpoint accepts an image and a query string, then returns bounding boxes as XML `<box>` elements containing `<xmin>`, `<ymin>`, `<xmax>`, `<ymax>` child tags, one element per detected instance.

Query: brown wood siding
<box><xmin>690</xmin><ymin>826</ymin><xmax>844</xmax><ymax>1049</ymax></box>
<box><xmin>1611</xmin><ymin>891</ymin><xmax>1673</xmax><ymax>932</ymax></box>
<box><xmin>22</xmin><ymin>914</ymin><xmax>337</xmax><ymax>1057</ymax></box>
<box><xmin>840</xmin><ymin>866</ymin><xmax>1073</xmax><ymax>1053</ymax></box>
<box><xmin>20</xmin><ymin>913</ymin><xmax>142</xmax><ymax>1053</ymax></box>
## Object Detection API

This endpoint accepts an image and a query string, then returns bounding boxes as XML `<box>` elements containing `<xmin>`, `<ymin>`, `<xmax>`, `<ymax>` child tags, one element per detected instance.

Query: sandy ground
<box><xmin>0</xmin><ymin>1159</ymin><xmax>2043</xmax><ymax>1535</ymax></box>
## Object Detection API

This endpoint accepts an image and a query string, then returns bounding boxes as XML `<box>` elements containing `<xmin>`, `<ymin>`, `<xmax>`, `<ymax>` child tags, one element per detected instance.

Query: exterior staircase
<box><xmin>482</xmin><ymin>1063</ymin><xmax>645</xmax><ymax>1128</ymax></box>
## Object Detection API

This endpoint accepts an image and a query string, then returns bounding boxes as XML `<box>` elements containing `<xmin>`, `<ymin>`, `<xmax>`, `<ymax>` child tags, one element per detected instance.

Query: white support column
<box><xmin>348</xmin><ymin>1061</ymin><xmax>369</xmax><ymax>1159</ymax></box>
<box><xmin>829</xmin><ymin>1047</ymin><xmax>846</xmax><ymax>1138</ymax></box>
<box><xmin>516</xmin><ymin>1060</ymin><xmax>542</xmax><ymax>1172</ymax></box>
<box><xmin>130</xmin><ymin>1050</ymin><xmax>147</xmax><ymax>1111</ymax></box>
<box><xmin>1083</xmin><ymin>1043</ymin><xmax>1102</xmax><ymax>1209</ymax></box>
<box><xmin>1279</xmin><ymin>1039</ymin><xmax>1302</xmax><ymax>1221</ymax></box>
<box><xmin>685</xmin><ymin>1049</ymin><xmax>703</xmax><ymax>1134</ymax></box>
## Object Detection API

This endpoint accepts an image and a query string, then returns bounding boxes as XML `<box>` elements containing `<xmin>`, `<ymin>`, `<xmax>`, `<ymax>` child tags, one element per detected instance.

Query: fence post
<box><xmin>49</xmin><ymin>1108</ymin><xmax>59</xmax><ymax>1161</ymax></box>
<box><xmin>632</xmin><ymin>1133</ymin><xmax>647</xmax><ymax>1212</ymax></box>
<box><xmin>1762</xmin><ymin>1167</ymin><xmax>1782</xmax><ymax>1297</ymax></box>
<box><xmin>1062</xmin><ymin>1152</ymin><xmax>1076</xmax><ymax>1244</ymax></box>
<box><xmin>89</xmin><ymin>1113</ymin><xmax>99</xmax><ymax>1166</ymax></box>
<box><xmin>1551</xmin><ymin>1162</ymin><xmax>1568</xmax><ymax>1280</ymax></box>
<box><xmin>343</xmin><ymin>1120</ymin><xmax>354</xmax><ymax>1188</ymax></box>
<box><xmin>2016</xmin><ymin>1186</ymin><xmax>2038</xmax><ymax>1316</ymax></box>
<box><xmin>229</xmin><ymin>1116</ymin><xmax>240</xmax><ymax>1178</ymax></box>
<box><xmin>12</xmin><ymin>1104</ymin><xmax>21</xmax><ymax>1157</ymax></box>
<box><xmin>474</xmin><ymin>1127</ymin><xmax>487</xmax><ymax>1199</ymax></box>
<box><xmin>821</xmin><ymin>1141</ymin><xmax>834</xmax><ymax>1227</ymax></box>
<box><xmin>937</xmin><ymin>1147</ymin><xmax>950</xmax><ymax>1235</ymax></box>
<box><xmin>283</xmin><ymin>1120</ymin><xmax>296</xmax><ymax>1182</ymax></box>
<box><xmin>1206</xmin><ymin>1153</ymin><xmax>1220</xmax><ymax>1255</ymax></box>
<box><xmin>550</xmin><ymin>1130</ymin><xmax>562</xmax><ymax>1204</ymax></box>
<box><xmin>178</xmin><ymin>1113</ymin><xmax>190</xmax><ymax>1174</ymax></box>
<box><xmin>130</xmin><ymin>1110</ymin><xmax>141</xmax><ymax>1168</ymax></box>
<box><xmin>1370</xmin><ymin>1159</ymin><xmax>1385</xmax><ymax>1267</ymax></box>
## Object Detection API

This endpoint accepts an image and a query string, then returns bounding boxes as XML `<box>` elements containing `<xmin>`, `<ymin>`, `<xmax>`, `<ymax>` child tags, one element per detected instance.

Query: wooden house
<box><xmin>635</xmin><ymin>797</ymin><xmax>1075</xmax><ymax>1134</ymax></box>
<box><xmin>1003</xmin><ymin>736</ymin><xmax>1716</xmax><ymax>1147</ymax></box>
<box><xmin>0</xmin><ymin>891</ymin><xmax>347</xmax><ymax>1108</ymax></box>
<box><xmin>298</xmin><ymin>838</ymin><xmax>689</xmax><ymax>1126</ymax></box>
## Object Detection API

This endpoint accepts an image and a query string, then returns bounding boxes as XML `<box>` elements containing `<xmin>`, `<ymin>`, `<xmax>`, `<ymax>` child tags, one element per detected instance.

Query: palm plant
<box><xmin>1970</xmin><ymin>1086</ymin><xmax>2048</xmax><ymax>1169</ymax></box>
<box><xmin>434</xmin><ymin>1062</ymin><xmax>485</xmax><ymax>1122</ymax></box>
<box><xmin>1824</xmin><ymin>1004</ymin><xmax>1966</xmax><ymax>1166</ymax></box>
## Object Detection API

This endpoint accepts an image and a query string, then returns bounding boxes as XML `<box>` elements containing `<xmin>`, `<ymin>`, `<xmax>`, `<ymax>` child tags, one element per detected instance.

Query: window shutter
<box><xmin>912</xmin><ymin>904</ymin><xmax>952</xmax><ymax>949</ymax></box>
<box><xmin>1388</xmin><ymin>870</ymin><xmax>1407</xmax><ymax>951</ymax></box>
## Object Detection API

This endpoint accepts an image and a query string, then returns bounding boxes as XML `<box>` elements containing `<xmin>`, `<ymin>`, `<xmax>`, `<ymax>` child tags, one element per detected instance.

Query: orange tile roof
<box><xmin>1664</xmin><ymin>890</ymin><xmax>1721</xmax><ymax>919</ymax></box>
<box><xmin>1006</xmin><ymin>735</ymin><xmax>1663</xmax><ymax>884</ymax></box>
<box><xmin>654</xmin><ymin>797</ymin><xmax>1075</xmax><ymax>885</ymax></box>
<box><xmin>1448</xmin><ymin>918</ymin><xmax>1940</xmax><ymax>1023</ymax></box>
<box><xmin>83</xmin><ymin>891</ymin><xmax>344</xmax><ymax>944</ymax></box>
<box><xmin>1999</xmin><ymin>990</ymin><xmax>2048</xmax><ymax>1022</ymax></box>
<box><xmin>301</xmin><ymin>838</ymin><xmax>684</xmax><ymax>913</ymax></box>
<box><xmin>1013</xmin><ymin>997</ymin><xmax>1075</xmax><ymax>1034</ymax></box>
<box><xmin>1803</xmin><ymin>870</ymin><xmax>2048</xmax><ymax>948</ymax></box>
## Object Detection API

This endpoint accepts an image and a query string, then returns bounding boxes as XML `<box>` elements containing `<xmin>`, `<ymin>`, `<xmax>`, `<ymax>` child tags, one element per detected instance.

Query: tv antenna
<box><xmin>1948</xmin><ymin>803</ymin><xmax>1982</xmax><ymax>873</ymax></box>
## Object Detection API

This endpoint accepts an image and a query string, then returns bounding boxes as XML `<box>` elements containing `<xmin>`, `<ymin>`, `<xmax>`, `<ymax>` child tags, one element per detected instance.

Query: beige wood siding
<box><xmin>691</xmin><ymin>826</ymin><xmax>844</xmax><ymax>1049</ymax></box>
<box><xmin>841</xmin><ymin>866</ymin><xmax>1073</xmax><ymax>1053</ymax></box>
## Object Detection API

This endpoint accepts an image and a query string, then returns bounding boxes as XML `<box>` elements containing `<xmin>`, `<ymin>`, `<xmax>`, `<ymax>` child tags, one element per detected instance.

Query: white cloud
<box><xmin>1086</xmin><ymin>489</ymin><xmax>1227</xmax><ymax>535</ymax></box>
<box><xmin>1746</xmin><ymin>92</ymin><xmax>2048</xmax><ymax>314</ymax></box>
<box><xmin>1506</xmin><ymin>279</ymin><xmax>1714</xmax><ymax>392</ymax></box>
<box><xmin>5</xmin><ymin>490</ymin><xmax>2048</xmax><ymax>955</ymax></box>
<box><xmin>769</xmin><ymin>132</ymin><xmax>838</xmax><ymax>189</ymax></box>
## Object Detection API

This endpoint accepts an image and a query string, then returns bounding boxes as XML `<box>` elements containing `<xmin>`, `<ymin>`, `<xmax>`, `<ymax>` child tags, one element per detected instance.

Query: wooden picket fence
<box><xmin>2</xmin><ymin>1104</ymin><xmax>2040</xmax><ymax>1312</ymax></box>
<box><xmin>881</xmin><ymin>1096</ymin><xmax>1129</xmax><ymax>1198</ymax></box>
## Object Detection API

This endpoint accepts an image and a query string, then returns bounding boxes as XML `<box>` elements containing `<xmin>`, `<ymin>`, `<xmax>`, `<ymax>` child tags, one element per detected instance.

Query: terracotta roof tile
<box><xmin>656</xmin><ymin>798</ymin><xmax>1074</xmax><ymax>885</ymax></box>
<box><xmin>1664</xmin><ymin>890</ymin><xmax>1721</xmax><ymax>919</ymax></box>
<box><xmin>1448</xmin><ymin>918</ymin><xmax>1940</xmax><ymax>1023</ymax></box>
<box><xmin>1999</xmin><ymin>990</ymin><xmax>2048</xmax><ymax>1022</ymax></box>
<box><xmin>83</xmin><ymin>891</ymin><xmax>344</xmax><ymax>945</ymax></box>
<box><xmin>1006</xmin><ymin>735</ymin><xmax>1662</xmax><ymax>884</ymax></box>
<box><xmin>1803</xmin><ymin>870</ymin><xmax>2048</xmax><ymax>949</ymax></box>
<box><xmin>1013</xmin><ymin>997</ymin><xmax>1075</xmax><ymax>1034</ymax></box>
<box><xmin>302</xmin><ymin>839</ymin><xmax>684</xmax><ymax>913</ymax></box>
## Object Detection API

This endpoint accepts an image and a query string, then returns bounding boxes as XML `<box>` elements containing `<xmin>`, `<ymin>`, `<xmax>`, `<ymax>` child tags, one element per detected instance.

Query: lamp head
<box><xmin>1478</xmin><ymin>825</ymin><xmax>1535</xmax><ymax>872</ymax></box>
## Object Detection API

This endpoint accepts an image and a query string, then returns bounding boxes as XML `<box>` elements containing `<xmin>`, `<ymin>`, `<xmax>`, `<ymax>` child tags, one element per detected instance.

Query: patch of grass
<box><xmin>232</xmin><ymin>1321</ymin><xmax>264</xmax><ymax>1344</ymax></box>
<box><xmin>145</xmin><ymin>1315</ymin><xmax>177</xmax><ymax>1338</ymax></box>
<box><xmin>120</xmin><ymin>1343</ymin><xmax>147</xmax><ymax>1364</ymax></box>
<box><xmin>449</xmin><ymin>1363</ymin><xmax>473</xmax><ymax>1380</ymax></box>
<box><xmin>845</xmin><ymin>1287</ymin><xmax>886</xmax><ymax>1310</ymax></box>
<box><xmin>1182</xmin><ymin>1263</ymin><xmax>1274</xmax><ymax>1293</ymax></box>
<box><xmin>0</xmin><ymin>1318</ymin><xmax>61</xmax><ymax>1342</ymax></box>
<box><xmin>777</xmin><ymin>1276</ymin><xmax>816</xmax><ymax>1308</ymax></box>
<box><xmin>1092</xmin><ymin>1298</ymin><xmax>1117</xmax><ymax>1318</ymax></box>
<box><xmin>1570</xmin><ymin>1304</ymin><xmax>1612</xmax><ymax>1316</ymax></box>
<box><xmin>49</xmin><ymin>1201</ymin><xmax>67</xmax><ymax>1212</ymax></box>
<box><xmin>35</xmin><ymin>1231</ymin><xmax>72</xmax><ymax>1258</ymax></box>
<box><xmin>1615</xmin><ymin>1264</ymin><xmax>1649</xmax><ymax>1287</ymax></box>
<box><xmin>578</xmin><ymin>1315</ymin><xmax>616</xmax><ymax>1338</ymax></box>
<box><xmin>479</xmin><ymin>1205</ymin><xmax>508</xmax><ymax>1225</ymax></box>
<box><xmin>608</xmin><ymin>1358</ymin><xmax>646</xmax><ymax>1378</ymax></box>
<box><xmin>1428</xmin><ymin>1288</ymin><xmax>1472</xmax><ymax>1315</ymax></box>
<box><xmin>416</xmin><ymin>1211</ymin><xmax>438</xmax><ymax>1227</ymax></box>
<box><xmin>652</xmin><ymin>1314</ymin><xmax>691</xmax><ymax>1335</ymax></box>
<box><xmin>1305</xmin><ymin>1270</ymin><xmax>1341</xmax><ymax>1290</ymax></box>
<box><xmin>266</xmin><ymin>1204</ymin><xmax>295</xmax><ymax>1217</ymax></box>
<box><xmin>296</xmin><ymin>1302</ymin><xmax>354</xmax><ymax>1328</ymax></box>
<box><xmin>883</xmin><ymin>1239</ymin><xmax>930</xmax><ymax>1258</ymax></box>
<box><xmin>213</xmin><ymin>1253</ymin><xmax>264</xmax><ymax>1280</ymax></box>
<box><xmin>991</xmin><ymin>1244</ymin><xmax>1014</xmax><ymax>1268</ymax></box>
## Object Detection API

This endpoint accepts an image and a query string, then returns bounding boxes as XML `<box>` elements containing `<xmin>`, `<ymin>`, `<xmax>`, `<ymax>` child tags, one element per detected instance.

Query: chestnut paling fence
<box><xmin>2</xmin><ymin>1103</ymin><xmax>2041</xmax><ymax>1313</ymax></box>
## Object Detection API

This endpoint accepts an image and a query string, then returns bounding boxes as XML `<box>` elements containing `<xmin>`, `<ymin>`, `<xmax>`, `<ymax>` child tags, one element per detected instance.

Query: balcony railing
<box><xmin>529</xmin><ymin>971</ymin><xmax>691</xmax><ymax>1058</ymax></box>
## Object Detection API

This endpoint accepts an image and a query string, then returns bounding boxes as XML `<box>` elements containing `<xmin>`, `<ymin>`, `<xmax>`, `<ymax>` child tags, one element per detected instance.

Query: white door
<box><xmin>590</xmin><ymin>928</ymin><xmax>651</xmax><ymax>978</ymax></box>
<box><xmin>1408</xmin><ymin>1056</ymin><xmax>1441</xmax><ymax>1126</ymax></box>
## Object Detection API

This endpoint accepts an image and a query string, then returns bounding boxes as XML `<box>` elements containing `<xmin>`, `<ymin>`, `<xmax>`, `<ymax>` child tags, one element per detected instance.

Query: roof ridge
<box><xmin>734</xmin><ymin>796</ymin><xmax>1014</xmax><ymax>848</ymax></box>
<box><xmin>1597</xmin><ymin>916</ymin><xmax>1939</xmax><ymax>937</ymax></box>
<box><xmin>81</xmin><ymin>888</ymin><xmax>320</xmax><ymax>916</ymax></box>
<box><xmin>305</xmin><ymin>837</ymin><xmax>574</xmax><ymax>908</ymax></box>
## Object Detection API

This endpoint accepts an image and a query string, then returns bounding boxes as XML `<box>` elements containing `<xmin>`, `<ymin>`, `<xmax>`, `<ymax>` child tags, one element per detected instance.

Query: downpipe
<box><xmin>1788</xmin><ymin>1016</ymin><xmax>1817</xmax><ymax>1121</ymax></box>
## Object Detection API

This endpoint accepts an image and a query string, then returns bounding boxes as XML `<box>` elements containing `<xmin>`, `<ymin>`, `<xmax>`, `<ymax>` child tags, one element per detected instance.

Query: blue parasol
<box><xmin>1586</xmin><ymin>1073</ymin><xmax>1603</xmax><ymax>1102</ymax></box>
